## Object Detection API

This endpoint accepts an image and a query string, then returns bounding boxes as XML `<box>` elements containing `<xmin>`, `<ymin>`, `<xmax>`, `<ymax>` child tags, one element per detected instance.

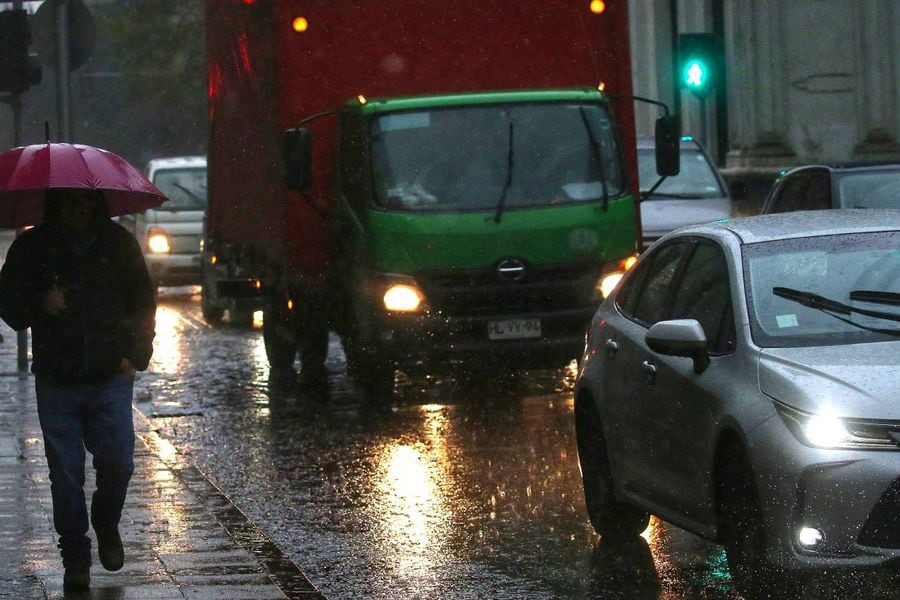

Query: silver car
<box><xmin>574</xmin><ymin>210</ymin><xmax>900</xmax><ymax>595</ymax></box>
<box><xmin>638</xmin><ymin>136</ymin><xmax>733</xmax><ymax>250</ymax></box>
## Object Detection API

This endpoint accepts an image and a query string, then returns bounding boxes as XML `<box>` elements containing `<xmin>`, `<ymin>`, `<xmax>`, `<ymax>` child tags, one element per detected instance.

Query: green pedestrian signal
<box><xmin>678</xmin><ymin>34</ymin><xmax>719</xmax><ymax>98</ymax></box>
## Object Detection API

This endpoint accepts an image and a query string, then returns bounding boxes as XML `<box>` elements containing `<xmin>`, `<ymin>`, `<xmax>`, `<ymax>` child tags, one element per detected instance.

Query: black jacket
<box><xmin>0</xmin><ymin>220</ymin><xmax>156</xmax><ymax>383</ymax></box>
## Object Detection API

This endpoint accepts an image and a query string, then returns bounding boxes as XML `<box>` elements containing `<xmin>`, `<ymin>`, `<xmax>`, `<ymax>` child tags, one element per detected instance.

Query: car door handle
<box><xmin>641</xmin><ymin>360</ymin><xmax>657</xmax><ymax>376</ymax></box>
<box><xmin>605</xmin><ymin>339</ymin><xmax>618</xmax><ymax>353</ymax></box>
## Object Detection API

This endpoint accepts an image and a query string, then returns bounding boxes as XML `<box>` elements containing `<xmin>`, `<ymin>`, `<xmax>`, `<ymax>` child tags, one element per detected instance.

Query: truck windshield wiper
<box><xmin>849</xmin><ymin>290</ymin><xmax>900</xmax><ymax>306</ymax></box>
<box><xmin>173</xmin><ymin>183</ymin><xmax>206</xmax><ymax>208</ymax></box>
<box><xmin>493</xmin><ymin>119</ymin><xmax>514</xmax><ymax>224</ymax></box>
<box><xmin>773</xmin><ymin>286</ymin><xmax>900</xmax><ymax>326</ymax></box>
<box><xmin>579</xmin><ymin>106</ymin><xmax>609</xmax><ymax>212</ymax></box>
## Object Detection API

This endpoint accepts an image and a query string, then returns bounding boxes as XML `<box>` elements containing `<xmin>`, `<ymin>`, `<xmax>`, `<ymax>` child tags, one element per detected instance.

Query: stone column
<box><xmin>725</xmin><ymin>0</ymin><xmax>795</xmax><ymax>168</ymax></box>
<box><xmin>853</xmin><ymin>0</ymin><xmax>900</xmax><ymax>158</ymax></box>
<box><xmin>628</xmin><ymin>0</ymin><xmax>675</xmax><ymax>137</ymax></box>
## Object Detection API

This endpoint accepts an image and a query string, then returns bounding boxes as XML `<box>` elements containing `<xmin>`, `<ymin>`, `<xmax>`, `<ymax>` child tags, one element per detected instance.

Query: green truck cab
<box><xmin>286</xmin><ymin>89</ymin><xmax>638</xmax><ymax>394</ymax></box>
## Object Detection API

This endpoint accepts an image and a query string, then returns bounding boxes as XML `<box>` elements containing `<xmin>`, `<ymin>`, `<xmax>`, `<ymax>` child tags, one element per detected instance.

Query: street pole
<box><xmin>55</xmin><ymin>0</ymin><xmax>71</xmax><ymax>142</ymax></box>
<box><xmin>13</xmin><ymin>0</ymin><xmax>28</xmax><ymax>372</ymax></box>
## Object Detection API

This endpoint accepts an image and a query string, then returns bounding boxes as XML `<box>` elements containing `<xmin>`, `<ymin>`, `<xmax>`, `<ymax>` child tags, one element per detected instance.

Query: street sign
<box><xmin>32</xmin><ymin>0</ymin><xmax>95</xmax><ymax>71</ymax></box>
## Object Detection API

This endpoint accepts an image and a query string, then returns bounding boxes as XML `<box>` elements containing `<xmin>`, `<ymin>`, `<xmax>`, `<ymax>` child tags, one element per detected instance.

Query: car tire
<box><xmin>201</xmin><ymin>292</ymin><xmax>224</xmax><ymax>326</ymax></box>
<box><xmin>716</xmin><ymin>446</ymin><xmax>796</xmax><ymax>600</ymax></box>
<box><xmin>575</xmin><ymin>397</ymin><xmax>650</xmax><ymax>539</ymax></box>
<box><xmin>345</xmin><ymin>338</ymin><xmax>395</xmax><ymax>400</ymax></box>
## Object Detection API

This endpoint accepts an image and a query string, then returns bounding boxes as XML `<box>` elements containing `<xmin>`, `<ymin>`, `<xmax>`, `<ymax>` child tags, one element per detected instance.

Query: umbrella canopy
<box><xmin>0</xmin><ymin>143</ymin><xmax>166</xmax><ymax>227</ymax></box>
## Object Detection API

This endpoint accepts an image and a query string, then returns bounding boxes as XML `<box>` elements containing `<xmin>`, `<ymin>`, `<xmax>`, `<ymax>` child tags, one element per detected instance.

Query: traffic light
<box><xmin>678</xmin><ymin>33</ymin><xmax>719</xmax><ymax>98</ymax></box>
<box><xmin>0</xmin><ymin>9</ymin><xmax>42</xmax><ymax>94</ymax></box>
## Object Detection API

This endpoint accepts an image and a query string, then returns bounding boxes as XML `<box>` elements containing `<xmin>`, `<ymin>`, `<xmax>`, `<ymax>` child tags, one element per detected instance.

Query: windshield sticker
<box><xmin>776</xmin><ymin>314</ymin><xmax>799</xmax><ymax>328</ymax></box>
<box><xmin>380</xmin><ymin>112</ymin><xmax>431</xmax><ymax>132</ymax></box>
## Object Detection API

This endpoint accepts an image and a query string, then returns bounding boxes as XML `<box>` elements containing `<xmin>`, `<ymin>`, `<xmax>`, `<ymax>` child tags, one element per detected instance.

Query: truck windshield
<box><xmin>154</xmin><ymin>168</ymin><xmax>208</xmax><ymax>211</ymax></box>
<box><xmin>369</xmin><ymin>103</ymin><xmax>624</xmax><ymax>212</ymax></box>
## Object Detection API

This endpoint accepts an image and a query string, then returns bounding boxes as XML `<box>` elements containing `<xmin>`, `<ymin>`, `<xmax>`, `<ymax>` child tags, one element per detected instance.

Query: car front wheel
<box><xmin>575</xmin><ymin>397</ymin><xmax>650</xmax><ymax>539</ymax></box>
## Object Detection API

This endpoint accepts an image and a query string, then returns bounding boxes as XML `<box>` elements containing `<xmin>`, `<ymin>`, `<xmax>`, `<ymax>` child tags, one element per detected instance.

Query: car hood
<box><xmin>758</xmin><ymin>342</ymin><xmax>900</xmax><ymax>420</ymax></box>
<box><xmin>639</xmin><ymin>197</ymin><xmax>732</xmax><ymax>236</ymax></box>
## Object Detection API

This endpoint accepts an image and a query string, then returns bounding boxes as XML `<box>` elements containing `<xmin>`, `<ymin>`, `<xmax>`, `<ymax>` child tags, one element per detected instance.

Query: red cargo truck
<box><xmin>204</xmin><ymin>0</ymin><xmax>675</xmax><ymax>395</ymax></box>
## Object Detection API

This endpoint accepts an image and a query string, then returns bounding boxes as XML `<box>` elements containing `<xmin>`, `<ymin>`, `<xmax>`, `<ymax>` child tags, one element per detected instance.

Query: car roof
<box><xmin>145</xmin><ymin>156</ymin><xmax>207</xmax><ymax>171</ymax></box>
<box><xmin>780</xmin><ymin>161</ymin><xmax>900</xmax><ymax>176</ymax></box>
<box><xmin>669</xmin><ymin>209</ymin><xmax>900</xmax><ymax>244</ymax></box>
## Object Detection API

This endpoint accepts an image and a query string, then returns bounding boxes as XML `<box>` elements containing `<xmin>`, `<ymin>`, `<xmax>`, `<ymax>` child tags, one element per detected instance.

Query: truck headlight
<box><xmin>147</xmin><ymin>228</ymin><xmax>171</xmax><ymax>254</ymax></box>
<box><xmin>383</xmin><ymin>284</ymin><xmax>425</xmax><ymax>312</ymax></box>
<box><xmin>775</xmin><ymin>401</ymin><xmax>898</xmax><ymax>450</ymax></box>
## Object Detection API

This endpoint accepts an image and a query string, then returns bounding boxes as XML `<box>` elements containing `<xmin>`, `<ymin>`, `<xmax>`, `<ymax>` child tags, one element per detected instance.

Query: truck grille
<box><xmin>858</xmin><ymin>478</ymin><xmax>900</xmax><ymax>549</ymax></box>
<box><xmin>416</xmin><ymin>262</ymin><xmax>602</xmax><ymax>317</ymax></box>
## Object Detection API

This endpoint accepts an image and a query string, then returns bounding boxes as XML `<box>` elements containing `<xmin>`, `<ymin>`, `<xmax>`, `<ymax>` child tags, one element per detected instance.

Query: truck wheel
<box><xmin>263</xmin><ymin>308</ymin><xmax>297</xmax><ymax>371</ymax></box>
<box><xmin>201</xmin><ymin>290</ymin><xmax>224</xmax><ymax>326</ymax></box>
<box><xmin>345</xmin><ymin>340</ymin><xmax>395</xmax><ymax>400</ymax></box>
<box><xmin>228</xmin><ymin>308</ymin><xmax>255</xmax><ymax>328</ymax></box>
<box><xmin>575</xmin><ymin>396</ymin><xmax>649</xmax><ymax>539</ymax></box>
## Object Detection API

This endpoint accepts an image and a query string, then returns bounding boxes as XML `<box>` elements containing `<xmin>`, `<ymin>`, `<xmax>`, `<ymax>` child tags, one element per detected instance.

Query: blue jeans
<box><xmin>36</xmin><ymin>375</ymin><xmax>135</xmax><ymax>568</ymax></box>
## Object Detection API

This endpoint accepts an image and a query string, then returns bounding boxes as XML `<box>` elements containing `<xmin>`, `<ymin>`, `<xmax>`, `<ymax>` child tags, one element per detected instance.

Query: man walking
<box><xmin>0</xmin><ymin>188</ymin><xmax>156</xmax><ymax>592</ymax></box>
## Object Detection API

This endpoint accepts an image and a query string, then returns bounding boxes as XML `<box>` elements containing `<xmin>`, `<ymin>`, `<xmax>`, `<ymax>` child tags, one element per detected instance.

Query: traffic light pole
<box><xmin>56</xmin><ymin>0</ymin><xmax>72</xmax><ymax>142</ymax></box>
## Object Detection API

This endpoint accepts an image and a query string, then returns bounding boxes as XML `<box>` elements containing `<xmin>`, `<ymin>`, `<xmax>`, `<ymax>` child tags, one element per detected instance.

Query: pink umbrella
<box><xmin>0</xmin><ymin>142</ymin><xmax>166</xmax><ymax>227</ymax></box>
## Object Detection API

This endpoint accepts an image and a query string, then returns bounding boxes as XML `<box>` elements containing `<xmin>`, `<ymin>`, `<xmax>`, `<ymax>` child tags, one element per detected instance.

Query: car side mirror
<box><xmin>645</xmin><ymin>319</ymin><xmax>710</xmax><ymax>374</ymax></box>
<box><xmin>284</xmin><ymin>127</ymin><xmax>312</xmax><ymax>191</ymax></box>
<box><xmin>654</xmin><ymin>115</ymin><xmax>681</xmax><ymax>177</ymax></box>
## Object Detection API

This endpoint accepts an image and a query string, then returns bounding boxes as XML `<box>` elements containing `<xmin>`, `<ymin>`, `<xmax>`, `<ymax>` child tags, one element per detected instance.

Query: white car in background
<box><xmin>638</xmin><ymin>136</ymin><xmax>733</xmax><ymax>250</ymax></box>
<box><xmin>119</xmin><ymin>156</ymin><xmax>207</xmax><ymax>287</ymax></box>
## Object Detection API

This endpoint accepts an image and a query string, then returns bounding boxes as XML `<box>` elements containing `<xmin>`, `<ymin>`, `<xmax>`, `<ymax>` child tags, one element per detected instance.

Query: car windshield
<box><xmin>369</xmin><ymin>102</ymin><xmax>624</xmax><ymax>212</ymax></box>
<box><xmin>638</xmin><ymin>147</ymin><xmax>723</xmax><ymax>198</ymax></box>
<box><xmin>153</xmin><ymin>167</ymin><xmax>208</xmax><ymax>210</ymax></box>
<box><xmin>743</xmin><ymin>231</ymin><xmax>900</xmax><ymax>347</ymax></box>
<box><xmin>834</xmin><ymin>169</ymin><xmax>900</xmax><ymax>208</ymax></box>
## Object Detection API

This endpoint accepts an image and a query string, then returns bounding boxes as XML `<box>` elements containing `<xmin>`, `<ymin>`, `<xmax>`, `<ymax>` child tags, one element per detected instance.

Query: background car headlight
<box><xmin>775</xmin><ymin>401</ymin><xmax>899</xmax><ymax>450</ymax></box>
<box><xmin>383</xmin><ymin>284</ymin><xmax>425</xmax><ymax>312</ymax></box>
<box><xmin>147</xmin><ymin>228</ymin><xmax>171</xmax><ymax>254</ymax></box>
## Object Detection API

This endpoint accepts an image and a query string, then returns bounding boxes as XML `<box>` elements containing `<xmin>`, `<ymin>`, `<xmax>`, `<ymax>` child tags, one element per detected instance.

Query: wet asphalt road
<box><xmin>136</xmin><ymin>289</ymin><xmax>892</xmax><ymax>600</ymax></box>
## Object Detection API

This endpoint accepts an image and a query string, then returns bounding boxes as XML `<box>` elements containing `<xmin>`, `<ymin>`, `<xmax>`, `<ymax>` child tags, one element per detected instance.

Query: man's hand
<box><xmin>42</xmin><ymin>287</ymin><xmax>67</xmax><ymax>317</ymax></box>
<box><xmin>119</xmin><ymin>358</ymin><xmax>136</xmax><ymax>380</ymax></box>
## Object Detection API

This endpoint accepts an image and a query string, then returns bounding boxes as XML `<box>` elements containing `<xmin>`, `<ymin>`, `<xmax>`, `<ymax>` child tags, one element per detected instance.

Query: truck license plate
<box><xmin>488</xmin><ymin>319</ymin><xmax>542</xmax><ymax>340</ymax></box>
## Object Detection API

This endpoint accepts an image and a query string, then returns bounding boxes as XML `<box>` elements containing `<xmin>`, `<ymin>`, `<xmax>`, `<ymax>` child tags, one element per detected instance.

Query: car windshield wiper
<box><xmin>492</xmin><ymin>119</ymin><xmax>514</xmax><ymax>224</ymax></box>
<box><xmin>849</xmin><ymin>290</ymin><xmax>900</xmax><ymax>306</ymax></box>
<box><xmin>773</xmin><ymin>286</ymin><xmax>900</xmax><ymax>329</ymax></box>
<box><xmin>173</xmin><ymin>183</ymin><xmax>207</xmax><ymax>208</ymax></box>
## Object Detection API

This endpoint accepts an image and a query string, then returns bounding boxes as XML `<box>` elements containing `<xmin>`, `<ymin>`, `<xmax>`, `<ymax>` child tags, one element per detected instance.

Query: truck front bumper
<box><xmin>374</xmin><ymin>306</ymin><xmax>596</xmax><ymax>369</ymax></box>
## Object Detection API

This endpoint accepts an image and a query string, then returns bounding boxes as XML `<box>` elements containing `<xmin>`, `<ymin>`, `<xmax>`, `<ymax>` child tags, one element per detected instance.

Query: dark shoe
<box><xmin>96</xmin><ymin>527</ymin><xmax>124</xmax><ymax>571</ymax></box>
<box><xmin>63</xmin><ymin>566</ymin><xmax>90</xmax><ymax>592</ymax></box>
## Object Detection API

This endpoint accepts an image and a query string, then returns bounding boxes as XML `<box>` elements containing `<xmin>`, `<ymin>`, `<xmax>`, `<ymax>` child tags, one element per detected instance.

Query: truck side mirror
<box><xmin>655</xmin><ymin>115</ymin><xmax>681</xmax><ymax>177</ymax></box>
<box><xmin>284</xmin><ymin>128</ymin><xmax>312</xmax><ymax>191</ymax></box>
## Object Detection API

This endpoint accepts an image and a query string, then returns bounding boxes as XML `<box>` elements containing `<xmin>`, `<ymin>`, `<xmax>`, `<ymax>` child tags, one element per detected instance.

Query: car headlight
<box><xmin>383</xmin><ymin>284</ymin><xmax>425</xmax><ymax>313</ymax></box>
<box><xmin>147</xmin><ymin>228</ymin><xmax>171</xmax><ymax>254</ymax></box>
<box><xmin>775</xmin><ymin>401</ymin><xmax>899</xmax><ymax>450</ymax></box>
<box><xmin>594</xmin><ymin>255</ymin><xmax>638</xmax><ymax>300</ymax></box>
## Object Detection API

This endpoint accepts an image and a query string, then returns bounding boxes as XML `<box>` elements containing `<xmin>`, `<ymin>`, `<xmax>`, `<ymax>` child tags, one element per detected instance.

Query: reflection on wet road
<box><xmin>137</xmin><ymin>290</ymin><xmax>893</xmax><ymax>599</ymax></box>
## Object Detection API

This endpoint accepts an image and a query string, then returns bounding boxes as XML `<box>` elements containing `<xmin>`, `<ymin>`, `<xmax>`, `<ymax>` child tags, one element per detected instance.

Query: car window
<box><xmin>637</xmin><ymin>147</ymin><xmax>723</xmax><ymax>198</ymax></box>
<box><xmin>768</xmin><ymin>171</ymin><xmax>830</xmax><ymax>213</ymax></box>
<box><xmin>627</xmin><ymin>242</ymin><xmax>691</xmax><ymax>325</ymax></box>
<box><xmin>153</xmin><ymin>167</ymin><xmax>208</xmax><ymax>210</ymax></box>
<box><xmin>670</xmin><ymin>242</ymin><xmax>735</xmax><ymax>354</ymax></box>
<box><xmin>834</xmin><ymin>170</ymin><xmax>900</xmax><ymax>208</ymax></box>
<box><xmin>744</xmin><ymin>231</ymin><xmax>900</xmax><ymax>347</ymax></box>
